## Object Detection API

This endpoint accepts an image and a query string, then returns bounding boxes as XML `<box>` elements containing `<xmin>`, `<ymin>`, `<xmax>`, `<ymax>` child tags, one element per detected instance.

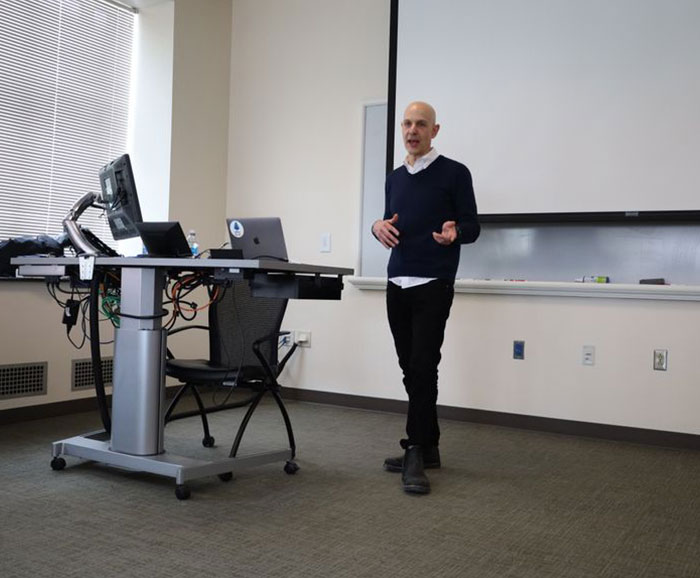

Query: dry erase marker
<box><xmin>574</xmin><ymin>276</ymin><xmax>610</xmax><ymax>283</ymax></box>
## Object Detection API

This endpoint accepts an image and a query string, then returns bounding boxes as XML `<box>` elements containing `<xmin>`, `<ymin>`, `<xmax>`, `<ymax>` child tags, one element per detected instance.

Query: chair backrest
<box><xmin>209</xmin><ymin>280</ymin><xmax>288</xmax><ymax>380</ymax></box>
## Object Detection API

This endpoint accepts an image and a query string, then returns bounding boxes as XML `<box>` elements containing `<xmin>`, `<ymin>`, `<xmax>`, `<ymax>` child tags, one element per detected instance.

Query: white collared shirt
<box><xmin>390</xmin><ymin>148</ymin><xmax>440</xmax><ymax>289</ymax></box>
<box><xmin>403</xmin><ymin>146</ymin><xmax>440</xmax><ymax>175</ymax></box>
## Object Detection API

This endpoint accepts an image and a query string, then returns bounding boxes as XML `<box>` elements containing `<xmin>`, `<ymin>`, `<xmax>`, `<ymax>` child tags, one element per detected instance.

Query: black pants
<box><xmin>386</xmin><ymin>279</ymin><xmax>455</xmax><ymax>448</ymax></box>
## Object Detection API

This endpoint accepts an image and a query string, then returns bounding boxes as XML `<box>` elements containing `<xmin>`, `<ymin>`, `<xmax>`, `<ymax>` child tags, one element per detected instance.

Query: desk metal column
<box><xmin>110</xmin><ymin>267</ymin><xmax>167</xmax><ymax>455</ymax></box>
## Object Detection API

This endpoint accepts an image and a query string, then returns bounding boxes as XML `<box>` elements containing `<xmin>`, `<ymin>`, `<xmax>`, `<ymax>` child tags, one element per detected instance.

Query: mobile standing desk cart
<box><xmin>13</xmin><ymin>256</ymin><xmax>352</xmax><ymax>499</ymax></box>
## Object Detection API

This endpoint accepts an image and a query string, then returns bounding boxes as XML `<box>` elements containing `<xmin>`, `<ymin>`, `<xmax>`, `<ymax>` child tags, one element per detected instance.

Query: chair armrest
<box><xmin>168</xmin><ymin>324</ymin><xmax>209</xmax><ymax>336</ymax></box>
<box><xmin>277</xmin><ymin>342</ymin><xmax>298</xmax><ymax>375</ymax></box>
<box><xmin>252</xmin><ymin>330</ymin><xmax>284</xmax><ymax>350</ymax></box>
<box><xmin>251</xmin><ymin>331</ymin><xmax>299</xmax><ymax>378</ymax></box>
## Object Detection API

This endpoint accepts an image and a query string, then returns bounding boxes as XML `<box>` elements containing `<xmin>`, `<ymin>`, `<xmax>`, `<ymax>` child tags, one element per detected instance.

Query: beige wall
<box><xmin>227</xmin><ymin>0</ymin><xmax>700</xmax><ymax>435</ymax></box>
<box><xmin>169</xmin><ymin>0</ymin><xmax>231</xmax><ymax>251</ymax></box>
<box><xmin>228</xmin><ymin>0</ymin><xmax>387</xmax><ymax>264</ymax></box>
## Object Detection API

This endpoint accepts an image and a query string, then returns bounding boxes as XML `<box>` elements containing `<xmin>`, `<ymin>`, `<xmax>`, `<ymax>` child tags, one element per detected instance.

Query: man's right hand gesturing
<box><xmin>372</xmin><ymin>214</ymin><xmax>400</xmax><ymax>249</ymax></box>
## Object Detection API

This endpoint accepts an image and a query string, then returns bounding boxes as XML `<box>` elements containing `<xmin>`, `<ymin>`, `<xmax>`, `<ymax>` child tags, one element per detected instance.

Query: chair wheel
<box><xmin>202</xmin><ymin>436</ymin><xmax>215</xmax><ymax>447</ymax></box>
<box><xmin>218</xmin><ymin>472</ymin><xmax>233</xmax><ymax>482</ymax></box>
<box><xmin>51</xmin><ymin>457</ymin><xmax>66</xmax><ymax>471</ymax></box>
<box><xmin>175</xmin><ymin>484</ymin><xmax>191</xmax><ymax>500</ymax></box>
<box><xmin>284</xmin><ymin>461</ymin><xmax>299</xmax><ymax>475</ymax></box>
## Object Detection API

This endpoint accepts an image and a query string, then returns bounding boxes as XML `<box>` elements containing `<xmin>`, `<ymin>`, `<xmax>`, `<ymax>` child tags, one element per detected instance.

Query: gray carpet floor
<box><xmin>1</xmin><ymin>393</ymin><xmax>700</xmax><ymax>578</ymax></box>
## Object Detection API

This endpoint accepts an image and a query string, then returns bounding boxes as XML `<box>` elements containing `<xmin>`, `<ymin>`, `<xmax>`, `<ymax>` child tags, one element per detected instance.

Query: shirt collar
<box><xmin>404</xmin><ymin>148</ymin><xmax>439</xmax><ymax>175</ymax></box>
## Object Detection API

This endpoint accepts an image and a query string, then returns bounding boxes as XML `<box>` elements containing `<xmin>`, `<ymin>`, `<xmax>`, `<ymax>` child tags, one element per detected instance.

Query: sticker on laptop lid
<box><xmin>229</xmin><ymin>220</ymin><xmax>244</xmax><ymax>238</ymax></box>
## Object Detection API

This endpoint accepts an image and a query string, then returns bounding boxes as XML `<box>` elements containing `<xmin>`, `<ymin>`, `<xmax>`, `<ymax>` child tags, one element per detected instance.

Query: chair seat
<box><xmin>166</xmin><ymin>359</ymin><xmax>239</xmax><ymax>383</ymax></box>
<box><xmin>166</xmin><ymin>359</ymin><xmax>270</xmax><ymax>385</ymax></box>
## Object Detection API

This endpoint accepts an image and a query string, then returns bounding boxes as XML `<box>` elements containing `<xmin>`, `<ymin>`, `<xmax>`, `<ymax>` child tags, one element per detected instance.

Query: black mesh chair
<box><xmin>164</xmin><ymin>279</ymin><xmax>298</xmax><ymax>464</ymax></box>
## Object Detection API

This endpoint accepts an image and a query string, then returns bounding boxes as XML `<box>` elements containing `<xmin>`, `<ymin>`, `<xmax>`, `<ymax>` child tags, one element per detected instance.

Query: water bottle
<box><xmin>186</xmin><ymin>229</ymin><xmax>199</xmax><ymax>256</ymax></box>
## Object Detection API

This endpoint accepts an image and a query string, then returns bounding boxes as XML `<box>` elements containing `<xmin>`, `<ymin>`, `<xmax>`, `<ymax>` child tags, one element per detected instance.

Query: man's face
<box><xmin>401</xmin><ymin>103</ymin><xmax>439</xmax><ymax>159</ymax></box>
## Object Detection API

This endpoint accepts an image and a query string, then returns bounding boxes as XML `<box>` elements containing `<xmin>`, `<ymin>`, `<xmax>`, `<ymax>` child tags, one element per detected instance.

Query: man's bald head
<box><xmin>404</xmin><ymin>101</ymin><xmax>437</xmax><ymax>125</ymax></box>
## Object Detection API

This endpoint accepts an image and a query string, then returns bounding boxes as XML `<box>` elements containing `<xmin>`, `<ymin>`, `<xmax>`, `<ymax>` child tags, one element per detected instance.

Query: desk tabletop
<box><xmin>12</xmin><ymin>256</ymin><xmax>354</xmax><ymax>276</ymax></box>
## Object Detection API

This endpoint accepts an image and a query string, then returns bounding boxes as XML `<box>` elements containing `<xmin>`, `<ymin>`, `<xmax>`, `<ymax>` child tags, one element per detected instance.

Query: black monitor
<box><xmin>99</xmin><ymin>154</ymin><xmax>143</xmax><ymax>240</ymax></box>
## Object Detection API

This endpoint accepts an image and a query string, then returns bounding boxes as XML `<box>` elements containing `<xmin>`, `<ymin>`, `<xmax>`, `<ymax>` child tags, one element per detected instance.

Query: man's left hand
<box><xmin>432</xmin><ymin>221</ymin><xmax>457</xmax><ymax>245</ymax></box>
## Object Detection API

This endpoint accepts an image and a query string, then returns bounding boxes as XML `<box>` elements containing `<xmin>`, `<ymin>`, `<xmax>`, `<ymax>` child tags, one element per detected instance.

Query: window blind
<box><xmin>0</xmin><ymin>0</ymin><xmax>134</xmax><ymax>243</ymax></box>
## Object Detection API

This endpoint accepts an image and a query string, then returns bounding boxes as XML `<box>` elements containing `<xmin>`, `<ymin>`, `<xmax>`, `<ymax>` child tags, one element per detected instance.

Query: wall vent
<box><xmin>0</xmin><ymin>362</ymin><xmax>48</xmax><ymax>399</ymax></box>
<box><xmin>71</xmin><ymin>357</ymin><xmax>114</xmax><ymax>391</ymax></box>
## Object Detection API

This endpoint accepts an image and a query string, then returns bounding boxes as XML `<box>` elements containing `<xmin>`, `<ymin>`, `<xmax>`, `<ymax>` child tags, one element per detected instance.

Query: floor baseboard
<box><xmin>3</xmin><ymin>386</ymin><xmax>699</xmax><ymax>451</ymax></box>
<box><xmin>282</xmin><ymin>388</ymin><xmax>700</xmax><ymax>451</ymax></box>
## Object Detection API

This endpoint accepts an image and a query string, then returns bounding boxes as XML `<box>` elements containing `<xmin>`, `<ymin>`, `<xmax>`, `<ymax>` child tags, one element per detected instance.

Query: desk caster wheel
<box><xmin>284</xmin><ymin>461</ymin><xmax>299</xmax><ymax>475</ymax></box>
<box><xmin>51</xmin><ymin>457</ymin><xmax>66</xmax><ymax>471</ymax></box>
<box><xmin>218</xmin><ymin>472</ymin><xmax>233</xmax><ymax>482</ymax></box>
<box><xmin>202</xmin><ymin>436</ymin><xmax>215</xmax><ymax>448</ymax></box>
<box><xmin>175</xmin><ymin>484</ymin><xmax>191</xmax><ymax>500</ymax></box>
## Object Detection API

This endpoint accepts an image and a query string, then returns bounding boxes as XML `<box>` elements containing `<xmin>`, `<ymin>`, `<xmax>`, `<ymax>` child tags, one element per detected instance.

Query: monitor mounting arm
<box><xmin>63</xmin><ymin>192</ymin><xmax>108</xmax><ymax>256</ymax></box>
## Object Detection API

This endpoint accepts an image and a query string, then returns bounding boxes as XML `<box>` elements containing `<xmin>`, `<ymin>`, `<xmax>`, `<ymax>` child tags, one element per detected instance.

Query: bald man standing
<box><xmin>372</xmin><ymin>102</ymin><xmax>480</xmax><ymax>494</ymax></box>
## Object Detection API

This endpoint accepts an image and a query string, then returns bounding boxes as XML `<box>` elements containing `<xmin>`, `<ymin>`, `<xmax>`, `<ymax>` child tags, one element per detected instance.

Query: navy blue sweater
<box><xmin>383</xmin><ymin>155</ymin><xmax>480</xmax><ymax>280</ymax></box>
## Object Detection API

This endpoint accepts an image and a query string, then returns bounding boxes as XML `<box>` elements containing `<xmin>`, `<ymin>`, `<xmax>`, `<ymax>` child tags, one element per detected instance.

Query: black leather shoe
<box><xmin>384</xmin><ymin>445</ymin><xmax>440</xmax><ymax>472</ymax></box>
<box><xmin>401</xmin><ymin>446</ymin><xmax>430</xmax><ymax>494</ymax></box>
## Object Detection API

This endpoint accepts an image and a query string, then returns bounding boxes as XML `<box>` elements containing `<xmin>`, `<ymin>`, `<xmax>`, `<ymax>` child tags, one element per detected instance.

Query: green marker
<box><xmin>575</xmin><ymin>276</ymin><xmax>610</xmax><ymax>283</ymax></box>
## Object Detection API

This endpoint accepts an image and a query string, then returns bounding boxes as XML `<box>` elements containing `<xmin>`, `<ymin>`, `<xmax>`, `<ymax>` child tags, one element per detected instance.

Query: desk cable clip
<box><xmin>78</xmin><ymin>254</ymin><xmax>96</xmax><ymax>281</ymax></box>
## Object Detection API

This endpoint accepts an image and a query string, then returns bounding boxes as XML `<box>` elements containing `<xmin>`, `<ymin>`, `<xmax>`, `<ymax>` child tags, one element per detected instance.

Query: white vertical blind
<box><xmin>0</xmin><ymin>0</ymin><xmax>134</xmax><ymax>242</ymax></box>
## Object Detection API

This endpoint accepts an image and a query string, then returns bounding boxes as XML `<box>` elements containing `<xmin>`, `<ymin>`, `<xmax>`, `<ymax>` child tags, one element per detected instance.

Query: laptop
<box><xmin>135</xmin><ymin>221</ymin><xmax>192</xmax><ymax>258</ymax></box>
<box><xmin>226</xmin><ymin>217</ymin><xmax>288</xmax><ymax>261</ymax></box>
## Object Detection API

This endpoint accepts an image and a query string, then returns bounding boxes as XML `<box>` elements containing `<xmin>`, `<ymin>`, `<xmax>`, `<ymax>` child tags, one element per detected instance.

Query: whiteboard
<box><xmin>394</xmin><ymin>0</ymin><xmax>700</xmax><ymax>217</ymax></box>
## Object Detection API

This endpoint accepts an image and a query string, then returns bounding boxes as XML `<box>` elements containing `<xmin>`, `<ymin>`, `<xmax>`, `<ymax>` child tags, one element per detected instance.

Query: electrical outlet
<box><xmin>653</xmin><ymin>349</ymin><xmax>668</xmax><ymax>371</ymax></box>
<box><xmin>295</xmin><ymin>331</ymin><xmax>312</xmax><ymax>348</ymax></box>
<box><xmin>513</xmin><ymin>340</ymin><xmax>525</xmax><ymax>360</ymax></box>
<box><xmin>582</xmin><ymin>345</ymin><xmax>595</xmax><ymax>366</ymax></box>
<box><xmin>320</xmin><ymin>232</ymin><xmax>331</xmax><ymax>253</ymax></box>
<box><xmin>279</xmin><ymin>332</ymin><xmax>293</xmax><ymax>348</ymax></box>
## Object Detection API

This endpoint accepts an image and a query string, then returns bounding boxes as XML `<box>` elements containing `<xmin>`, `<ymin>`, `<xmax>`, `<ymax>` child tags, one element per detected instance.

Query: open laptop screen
<box><xmin>136</xmin><ymin>221</ymin><xmax>192</xmax><ymax>258</ymax></box>
<box><xmin>226</xmin><ymin>217</ymin><xmax>288</xmax><ymax>261</ymax></box>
